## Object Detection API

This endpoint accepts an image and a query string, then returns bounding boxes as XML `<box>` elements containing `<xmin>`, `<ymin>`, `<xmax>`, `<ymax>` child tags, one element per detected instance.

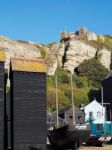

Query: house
<box><xmin>0</xmin><ymin>50</ymin><xmax>6</xmax><ymax>150</ymax></box>
<box><xmin>84</xmin><ymin>99</ymin><xmax>106</xmax><ymax>136</ymax></box>
<box><xmin>10</xmin><ymin>58</ymin><xmax>47</xmax><ymax>150</ymax></box>
<box><xmin>59</xmin><ymin>105</ymin><xmax>85</xmax><ymax>124</ymax></box>
<box><xmin>47</xmin><ymin>112</ymin><xmax>65</xmax><ymax>128</ymax></box>
<box><xmin>84</xmin><ymin>99</ymin><xmax>106</xmax><ymax>124</ymax></box>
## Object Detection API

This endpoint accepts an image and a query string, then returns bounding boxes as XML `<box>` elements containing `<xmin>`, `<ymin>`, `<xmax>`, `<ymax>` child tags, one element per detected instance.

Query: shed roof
<box><xmin>106</xmin><ymin>71</ymin><xmax>112</xmax><ymax>79</ymax></box>
<box><xmin>84</xmin><ymin>99</ymin><xmax>105</xmax><ymax>109</ymax></box>
<box><xmin>11</xmin><ymin>57</ymin><xmax>47</xmax><ymax>73</ymax></box>
<box><xmin>101</xmin><ymin>72</ymin><xmax>112</xmax><ymax>85</ymax></box>
<box><xmin>59</xmin><ymin>105</ymin><xmax>84</xmax><ymax>114</ymax></box>
<box><xmin>0</xmin><ymin>50</ymin><xmax>6</xmax><ymax>62</ymax></box>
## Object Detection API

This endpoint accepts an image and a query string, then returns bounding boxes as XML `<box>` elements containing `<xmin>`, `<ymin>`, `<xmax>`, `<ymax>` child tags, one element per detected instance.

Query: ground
<box><xmin>79</xmin><ymin>145</ymin><xmax>112</xmax><ymax>150</ymax></box>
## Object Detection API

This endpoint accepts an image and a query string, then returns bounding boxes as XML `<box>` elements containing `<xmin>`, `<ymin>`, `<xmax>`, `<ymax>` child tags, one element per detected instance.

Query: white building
<box><xmin>84</xmin><ymin>99</ymin><xmax>106</xmax><ymax>124</ymax></box>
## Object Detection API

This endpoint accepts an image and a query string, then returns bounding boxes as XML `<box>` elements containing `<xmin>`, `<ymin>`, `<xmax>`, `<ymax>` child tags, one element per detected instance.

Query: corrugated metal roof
<box><xmin>11</xmin><ymin>57</ymin><xmax>47</xmax><ymax>73</ymax></box>
<box><xmin>0</xmin><ymin>50</ymin><xmax>6</xmax><ymax>62</ymax></box>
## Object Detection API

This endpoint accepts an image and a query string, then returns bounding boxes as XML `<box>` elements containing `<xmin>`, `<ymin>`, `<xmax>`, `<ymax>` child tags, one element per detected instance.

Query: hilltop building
<box><xmin>60</xmin><ymin>27</ymin><xmax>97</xmax><ymax>41</ymax></box>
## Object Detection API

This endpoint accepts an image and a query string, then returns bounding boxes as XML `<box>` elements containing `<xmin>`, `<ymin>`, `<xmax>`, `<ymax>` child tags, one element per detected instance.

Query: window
<box><xmin>78</xmin><ymin>116</ymin><xmax>82</xmax><ymax>120</ymax></box>
<box><xmin>89</xmin><ymin>112</ymin><xmax>93</xmax><ymax>119</ymax></box>
<box><xmin>69</xmin><ymin>116</ymin><xmax>73</xmax><ymax>119</ymax></box>
<box><xmin>96</xmin><ymin>124</ymin><xmax>103</xmax><ymax>131</ymax></box>
<box><xmin>97</xmin><ymin>111</ymin><xmax>101</xmax><ymax>118</ymax></box>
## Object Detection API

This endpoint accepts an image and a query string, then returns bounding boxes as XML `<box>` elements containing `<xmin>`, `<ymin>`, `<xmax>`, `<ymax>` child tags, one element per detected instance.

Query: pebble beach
<box><xmin>79</xmin><ymin>145</ymin><xmax>112</xmax><ymax>150</ymax></box>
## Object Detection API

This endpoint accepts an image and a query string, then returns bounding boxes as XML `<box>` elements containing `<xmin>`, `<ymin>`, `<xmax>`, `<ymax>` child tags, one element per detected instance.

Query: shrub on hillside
<box><xmin>78</xmin><ymin>58</ymin><xmax>109</xmax><ymax>88</ymax></box>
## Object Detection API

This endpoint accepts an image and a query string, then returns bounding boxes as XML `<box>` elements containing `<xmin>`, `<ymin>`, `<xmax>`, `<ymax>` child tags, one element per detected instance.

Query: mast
<box><xmin>101</xmin><ymin>86</ymin><xmax>104</xmax><ymax>116</ymax></box>
<box><xmin>101</xmin><ymin>86</ymin><xmax>105</xmax><ymax>132</ymax></box>
<box><xmin>55</xmin><ymin>74</ymin><xmax>59</xmax><ymax>127</ymax></box>
<box><xmin>70</xmin><ymin>73</ymin><xmax>75</xmax><ymax>123</ymax></box>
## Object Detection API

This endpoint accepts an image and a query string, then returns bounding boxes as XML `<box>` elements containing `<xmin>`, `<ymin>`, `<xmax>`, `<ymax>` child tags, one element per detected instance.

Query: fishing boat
<box><xmin>47</xmin><ymin>73</ymin><xmax>91</xmax><ymax>149</ymax></box>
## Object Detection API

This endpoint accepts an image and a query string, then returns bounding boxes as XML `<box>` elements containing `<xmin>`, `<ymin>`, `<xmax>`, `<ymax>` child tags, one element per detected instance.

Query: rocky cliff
<box><xmin>0</xmin><ymin>27</ymin><xmax>112</xmax><ymax>77</ymax></box>
<box><xmin>47</xmin><ymin>28</ymin><xmax>112</xmax><ymax>75</ymax></box>
<box><xmin>0</xmin><ymin>36</ymin><xmax>41</xmax><ymax>70</ymax></box>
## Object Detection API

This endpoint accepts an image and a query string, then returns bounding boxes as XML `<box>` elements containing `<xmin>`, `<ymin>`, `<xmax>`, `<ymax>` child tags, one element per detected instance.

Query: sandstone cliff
<box><xmin>0</xmin><ymin>36</ymin><xmax>41</xmax><ymax>70</ymax></box>
<box><xmin>47</xmin><ymin>28</ymin><xmax>112</xmax><ymax>75</ymax></box>
<box><xmin>0</xmin><ymin>27</ymin><xmax>112</xmax><ymax>77</ymax></box>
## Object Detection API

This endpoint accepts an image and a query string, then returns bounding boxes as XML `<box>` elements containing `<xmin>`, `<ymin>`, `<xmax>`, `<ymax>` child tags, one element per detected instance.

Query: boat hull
<box><xmin>48</xmin><ymin>125</ymin><xmax>91</xmax><ymax>149</ymax></box>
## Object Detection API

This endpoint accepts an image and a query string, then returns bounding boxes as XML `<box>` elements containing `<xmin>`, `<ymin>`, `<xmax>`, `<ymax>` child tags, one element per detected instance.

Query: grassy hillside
<box><xmin>47</xmin><ymin>58</ymin><xmax>109</xmax><ymax>111</ymax></box>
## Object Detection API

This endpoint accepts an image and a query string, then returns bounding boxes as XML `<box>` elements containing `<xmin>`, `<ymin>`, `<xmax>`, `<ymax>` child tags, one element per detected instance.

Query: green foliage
<box><xmin>98</xmin><ymin>35</ymin><xmax>112</xmax><ymax>51</ymax></box>
<box><xmin>73</xmin><ymin>87</ymin><xmax>90</xmax><ymax>106</ymax></box>
<box><xmin>47</xmin><ymin>69</ymin><xmax>71</xmax><ymax>111</ymax></box>
<box><xmin>72</xmin><ymin>74</ymin><xmax>92</xmax><ymax>88</ymax></box>
<box><xmin>47</xmin><ymin>68</ymin><xmax>91</xmax><ymax>111</ymax></box>
<box><xmin>46</xmin><ymin>34</ymin><xmax>112</xmax><ymax>111</ymax></box>
<box><xmin>47</xmin><ymin>87</ymin><xmax>56</xmax><ymax>111</ymax></box>
<box><xmin>47</xmin><ymin>58</ymin><xmax>110</xmax><ymax>111</ymax></box>
<box><xmin>56</xmin><ymin>67</ymin><xmax>69</xmax><ymax>84</ymax></box>
<box><xmin>88</xmin><ymin>88</ymin><xmax>101</xmax><ymax>102</ymax></box>
<box><xmin>40</xmin><ymin>48</ymin><xmax>46</xmax><ymax>58</ymax></box>
<box><xmin>6</xmin><ymin>86</ymin><xmax>10</xmax><ymax>93</ymax></box>
<box><xmin>78</xmin><ymin>58</ymin><xmax>109</xmax><ymax>88</ymax></box>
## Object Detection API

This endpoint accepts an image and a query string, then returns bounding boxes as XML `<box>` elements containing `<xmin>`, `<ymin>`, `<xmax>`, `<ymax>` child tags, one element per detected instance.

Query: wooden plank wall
<box><xmin>10</xmin><ymin>71</ymin><xmax>46</xmax><ymax>150</ymax></box>
<box><xmin>0</xmin><ymin>62</ymin><xmax>5</xmax><ymax>150</ymax></box>
<box><xmin>6</xmin><ymin>91</ymin><xmax>11</xmax><ymax>149</ymax></box>
<box><xmin>102</xmin><ymin>78</ymin><xmax>112</xmax><ymax>121</ymax></box>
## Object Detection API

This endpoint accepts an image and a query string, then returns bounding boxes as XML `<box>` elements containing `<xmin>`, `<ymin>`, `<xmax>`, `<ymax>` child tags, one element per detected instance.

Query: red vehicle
<box><xmin>86</xmin><ymin>135</ymin><xmax>104</xmax><ymax>147</ymax></box>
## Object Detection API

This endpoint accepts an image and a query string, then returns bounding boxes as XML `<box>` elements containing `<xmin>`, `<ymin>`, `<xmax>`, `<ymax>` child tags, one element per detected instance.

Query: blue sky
<box><xmin>0</xmin><ymin>0</ymin><xmax>112</xmax><ymax>44</ymax></box>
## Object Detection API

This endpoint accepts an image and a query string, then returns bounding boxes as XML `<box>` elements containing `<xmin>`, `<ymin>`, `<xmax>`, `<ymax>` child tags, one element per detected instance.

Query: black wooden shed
<box><xmin>0</xmin><ymin>50</ymin><xmax>6</xmax><ymax>150</ymax></box>
<box><xmin>59</xmin><ymin>105</ymin><xmax>85</xmax><ymax>124</ymax></box>
<box><xmin>102</xmin><ymin>72</ymin><xmax>112</xmax><ymax>120</ymax></box>
<box><xmin>10</xmin><ymin>58</ymin><xmax>47</xmax><ymax>150</ymax></box>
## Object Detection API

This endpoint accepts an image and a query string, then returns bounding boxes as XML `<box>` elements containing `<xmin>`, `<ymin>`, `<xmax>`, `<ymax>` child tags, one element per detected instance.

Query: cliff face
<box><xmin>47</xmin><ymin>28</ymin><xmax>112</xmax><ymax>75</ymax></box>
<box><xmin>0</xmin><ymin>36</ymin><xmax>41</xmax><ymax>70</ymax></box>
<box><xmin>0</xmin><ymin>27</ymin><xmax>112</xmax><ymax>77</ymax></box>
